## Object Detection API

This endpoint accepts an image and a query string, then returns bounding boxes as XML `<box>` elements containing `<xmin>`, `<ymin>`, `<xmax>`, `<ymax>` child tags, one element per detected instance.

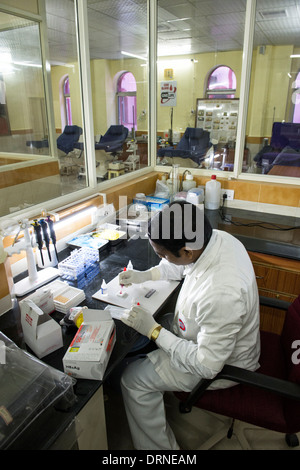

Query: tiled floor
<box><xmin>103</xmin><ymin>381</ymin><xmax>300</xmax><ymax>451</ymax></box>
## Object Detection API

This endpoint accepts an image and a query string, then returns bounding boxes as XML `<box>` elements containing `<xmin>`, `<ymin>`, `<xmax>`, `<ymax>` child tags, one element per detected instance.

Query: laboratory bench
<box><xmin>0</xmin><ymin>235</ymin><xmax>179</xmax><ymax>450</ymax></box>
<box><xmin>1</xmin><ymin>205</ymin><xmax>299</xmax><ymax>449</ymax></box>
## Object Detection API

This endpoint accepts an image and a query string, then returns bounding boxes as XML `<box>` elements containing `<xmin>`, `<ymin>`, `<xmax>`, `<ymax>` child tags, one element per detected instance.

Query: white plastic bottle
<box><xmin>182</xmin><ymin>174</ymin><xmax>196</xmax><ymax>191</ymax></box>
<box><xmin>204</xmin><ymin>175</ymin><xmax>221</xmax><ymax>210</ymax></box>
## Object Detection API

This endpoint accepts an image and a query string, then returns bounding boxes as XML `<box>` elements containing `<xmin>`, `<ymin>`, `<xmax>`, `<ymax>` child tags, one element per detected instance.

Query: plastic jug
<box><xmin>204</xmin><ymin>175</ymin><xmax>221</xmax><ymax>210</ymax></box>
<box><xmin>182</xmin><ymin>174</ymin><xmax>196</xmax><ymax>191</ymax></box>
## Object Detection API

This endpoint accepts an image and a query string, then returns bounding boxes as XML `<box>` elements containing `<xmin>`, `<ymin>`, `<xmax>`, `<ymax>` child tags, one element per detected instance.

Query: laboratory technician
<box><xmin>119</xmin><ymin>201</ymin><xmax>260</xmax><ymax>450</ymax></box>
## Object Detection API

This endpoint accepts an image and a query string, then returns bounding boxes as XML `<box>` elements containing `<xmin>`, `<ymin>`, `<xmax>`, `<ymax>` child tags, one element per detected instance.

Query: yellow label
<box><xmin>75</xmin><ymin>313</ymin><xmax>84</xmax><ymax>328</ymax></box>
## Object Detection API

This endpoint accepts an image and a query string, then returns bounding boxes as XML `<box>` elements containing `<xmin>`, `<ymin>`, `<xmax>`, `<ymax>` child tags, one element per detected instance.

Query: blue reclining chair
<box><xmin>75</xmin><ymin>125</ymin><xmax>129</xmax><ymax>179</ymax></box>
<box><xmin>95</xmin><ymin>125</ymin><xmax>128</xmax><ymax>156</ymax></box>
<box><xmin>254</xmin><ymin>122</ymin><xmax>300</xmax><ymax>173</ymax></box>
<box><xmin>26</xmin><ymin>125</ymin><xmax>83</xmax><ymax>159</ymax></box>
<box><xmin>56</xmin><ymin>125</ymin><xmax>82</xmax><ymax>154</ymax></box>
<box><xmin>158</xmin><ymin>127</ymin><xmax>210</xmax><ymax>165</ymax></box>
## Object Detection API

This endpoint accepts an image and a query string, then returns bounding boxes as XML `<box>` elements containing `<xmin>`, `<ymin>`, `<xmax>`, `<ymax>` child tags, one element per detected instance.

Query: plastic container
<box><xmin>0</xmin><ymin>332</ymin><xmax>75</xmax><ymax>450</ymax></box>
<box><xmin>204</xmin><ymin>175</ymin><xmax>221</xmax><ymax>210</ymax></box>
<box><xmin>182</xmin><ymin>174</ymin><xmax>196</xmax><ymax>191</ymax></box>
<box><xmin>186</xmin><ymin>187</ymin><xmax>204</xmax><ymax>204</ymax></box>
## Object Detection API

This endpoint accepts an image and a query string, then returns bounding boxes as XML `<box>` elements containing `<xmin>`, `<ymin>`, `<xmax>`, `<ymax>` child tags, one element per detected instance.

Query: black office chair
<box><xmin>174</xmin><ymin>295</ymin><xmax>300</xmax><ymax>449</ymax></box>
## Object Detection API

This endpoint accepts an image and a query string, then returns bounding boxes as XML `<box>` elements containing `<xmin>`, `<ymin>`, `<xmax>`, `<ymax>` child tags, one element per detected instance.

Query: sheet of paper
<box><xmin>92</xmin><ymin>275</ymin><xmax>180</xmax><ymax>315</ymax></box>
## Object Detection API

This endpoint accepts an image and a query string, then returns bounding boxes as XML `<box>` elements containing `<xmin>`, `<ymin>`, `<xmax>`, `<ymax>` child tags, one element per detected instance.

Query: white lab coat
<box><xmin>149</xmin><ymin>229</ymin><xmax>260</xmax><ymax>385</ymax></box>
<box><xmin>121</xmin><ymin>229</ymin><xmax>260</xmax><ymax>450</ymax></box>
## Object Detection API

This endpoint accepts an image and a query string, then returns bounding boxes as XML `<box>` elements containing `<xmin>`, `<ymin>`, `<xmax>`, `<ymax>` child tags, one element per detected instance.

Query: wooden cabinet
<box><xmin>248</xmin><ymin>251</ymin><xmax>300</xmax><ymax>334</ymax></box>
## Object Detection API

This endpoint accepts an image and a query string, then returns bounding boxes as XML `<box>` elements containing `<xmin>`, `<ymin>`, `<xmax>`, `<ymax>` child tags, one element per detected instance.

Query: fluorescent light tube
<box><xmin>121</xmin><ymin>51</ymin><xmax>147</xmax><ymax>61</ymax></box>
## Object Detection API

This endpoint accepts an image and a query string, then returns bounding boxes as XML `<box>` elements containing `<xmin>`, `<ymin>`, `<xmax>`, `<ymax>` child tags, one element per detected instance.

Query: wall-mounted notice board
<box><xmin>195</xmin><ymin>98</ymin><xmax>239</xmax><ymax>144</ymax></box>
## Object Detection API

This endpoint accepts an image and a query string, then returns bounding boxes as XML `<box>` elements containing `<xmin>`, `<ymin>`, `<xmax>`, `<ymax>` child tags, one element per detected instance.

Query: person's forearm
<box><xmin>155</xmin><ymin>259</ymin><xmax>185</xmax><ymax>281</ymax></box>
<box><xmin>156</xmin><ymin>328</ymin><xmax>218</xmax><ymax>379</ymax></box>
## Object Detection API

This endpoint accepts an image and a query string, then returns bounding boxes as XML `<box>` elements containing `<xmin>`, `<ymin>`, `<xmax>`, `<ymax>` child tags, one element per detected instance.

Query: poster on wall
<box><xmin>160</xmin><ymin>81</ymin><xmax>177</xmax><ymax>106</ymax></box>
<box><xmin>195</xmin><ymin>98</ymin><xmax>239</xmax><ymax>144</ymax></box>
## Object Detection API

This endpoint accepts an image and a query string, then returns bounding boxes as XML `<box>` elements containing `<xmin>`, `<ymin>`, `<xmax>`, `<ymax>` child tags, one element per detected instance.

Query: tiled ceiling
<box><xmin>2</xmin><ymin>0</ymin><xmax>300</xmax><ymax>65</ymax></box>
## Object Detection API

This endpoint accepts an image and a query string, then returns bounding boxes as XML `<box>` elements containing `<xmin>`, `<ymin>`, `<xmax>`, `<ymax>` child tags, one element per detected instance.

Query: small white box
<box><xmin>21</xmin><ymin>287</ymin><xmax>55</xmax><ymax>314</ymax></box>
<box><xmin>63</xmin><ymin>309</ymin><xmax>115</xmax><ymax>380</ymax></box>
<box><xmin>20</xmin><ymin>299</ymin><xmax>63</xmax><ymax>358</ymax></box>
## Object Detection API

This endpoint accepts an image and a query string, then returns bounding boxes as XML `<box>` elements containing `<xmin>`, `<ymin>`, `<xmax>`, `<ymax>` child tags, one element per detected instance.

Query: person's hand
<box><xmin>118</xmin><ymin>269</ymin><xmax>152</xmax><ymax>286</ymax></box>
<box><xmin>120</xmin><ymin>305</ymin><xmax>160</xmax><ymax>338</ymax></box>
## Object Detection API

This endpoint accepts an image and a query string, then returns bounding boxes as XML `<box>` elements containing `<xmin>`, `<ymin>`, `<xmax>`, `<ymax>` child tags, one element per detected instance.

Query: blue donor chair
<box><xmin>56</xmin><ymin>125</ymin><xmax>83</xmax><ymax>174</ymax></box>
<box><xmin>158</xmin><ymin>127</ymin><xmax>210</xmax><ymax>165</ymax></box>
<box><xmin>57</xmin><ymin>125</ymin><xmax>82</xmax><ymax>155</ymax></box>
<box><xmin>95</xmin><ymin>125</ymin><xmax>129</xmax><ymax>156</ymax></box>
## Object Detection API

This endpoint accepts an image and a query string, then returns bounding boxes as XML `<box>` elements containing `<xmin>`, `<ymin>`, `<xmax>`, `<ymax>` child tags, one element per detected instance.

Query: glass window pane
<box><xmin>0</xmin><ymin>14</ymin><xmax>46</xmax><ymax>151</ymax></box>
<box><xmin>243</xmin><ymin>0</ymin><xmax>300</xmax><ymax>178</ymax></box>
<box><xmin>0</xmin><ymin>3</ymin><xmax>87</xmax><ymax>218</ymax></box>
<box><xmin>156</xmin><ymin>1</ymin><xmax>246</xmax><ymax>173</ymax></box>
<box><xmin>87</xmin><ymin>0</ymin><xmax>149</xmax><ymax>181</ymax></box>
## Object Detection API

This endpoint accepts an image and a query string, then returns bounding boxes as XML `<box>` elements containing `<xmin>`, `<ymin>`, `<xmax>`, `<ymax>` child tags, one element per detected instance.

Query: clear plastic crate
<box><xmin>0</xmin><ymin>332</ymin><xmax>76</xmax><ymax>449</ymax></box>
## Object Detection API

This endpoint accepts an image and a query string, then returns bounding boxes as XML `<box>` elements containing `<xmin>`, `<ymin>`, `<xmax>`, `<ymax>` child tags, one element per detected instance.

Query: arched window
<box><xmin>206</xmin><ymin>66</ymin><xmax>236</xmax><ymax>99</ymax></box>
<box><xmin>63</xmin><ymin>76</ymin><xmax>72</xmax><ymax>125</ymax></box>
<box><xmin>117</xmin><ymin>72</ymin><xmax>137</xmax><ymax>132</ymax></box>
<box><xmin>292</xmin><ymin>71</ymin><xmax>300</xmax><ymax>123</ymax></box>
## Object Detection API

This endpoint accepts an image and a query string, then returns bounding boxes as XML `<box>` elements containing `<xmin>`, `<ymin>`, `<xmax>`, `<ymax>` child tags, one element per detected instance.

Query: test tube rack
<box><xmin>58</xmin><ymin>247</ymin><xmax>99</xmax><ymax>281</ymax></box>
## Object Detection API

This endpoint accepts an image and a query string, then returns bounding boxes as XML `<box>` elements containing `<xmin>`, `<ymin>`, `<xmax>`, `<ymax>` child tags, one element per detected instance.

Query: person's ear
<box><xmin>180</xmin><ymin>247</ymin><xmax>194</xmax><ymax>260</ymax></box>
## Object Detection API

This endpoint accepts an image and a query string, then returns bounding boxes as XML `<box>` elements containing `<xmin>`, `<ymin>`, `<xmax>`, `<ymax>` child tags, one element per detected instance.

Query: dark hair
<box><xmin>148</xmin><ymin>200</ymin><xmax>212</xmax><ymax>256</ymax></box>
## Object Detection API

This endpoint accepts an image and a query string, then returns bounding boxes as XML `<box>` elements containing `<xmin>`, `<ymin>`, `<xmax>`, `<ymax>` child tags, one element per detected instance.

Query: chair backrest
<box><xmin>270</xmin><ymin>122</ymin><xmax>300</xmax><ymax>151</ymax></box>
<box><xmin>100</xmin><ymin>125</ymin><xmax>128</xmax><ymax>144</ymax></box>
<box><xmin>177</xmin><ymin>127</ymin><xmax>210</xmax><ymax>153</ymax></box>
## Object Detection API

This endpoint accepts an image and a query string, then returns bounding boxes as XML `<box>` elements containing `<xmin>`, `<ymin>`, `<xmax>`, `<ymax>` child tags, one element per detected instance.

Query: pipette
<box><xmin>40</xmin><ymin>218</ymin><xmax>51</xmax><ymax>262</ymax></box>
<box><xmin>46</xmin><ymin>216</ymin><xmax>59</xmax><ymax>262</ymax></box>
<box><xmin>32</xmin><ymin>220</ymin><xmax>44</xmax><ymax>266</ymax></box>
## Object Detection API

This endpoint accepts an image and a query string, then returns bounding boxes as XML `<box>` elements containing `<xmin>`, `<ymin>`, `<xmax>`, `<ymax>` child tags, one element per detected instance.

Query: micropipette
<box><xmin>40</xmin><ymin>218</ymin><xmax>51</xmax><ymax>262</ymax></box>
<box><xmin>46</xmin><ymin>216</ymin><xmax>59</xmax><ymax>262</ymax></box>
<box><xmin>32</xmin><ymin>220</ymin><xmax>44</xmax><ymax>266</ymax></box>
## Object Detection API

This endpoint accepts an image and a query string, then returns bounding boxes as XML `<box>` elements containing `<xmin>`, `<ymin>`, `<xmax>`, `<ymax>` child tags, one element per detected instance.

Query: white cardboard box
<box><xmin>20</xmin><ymin>299</ymin><xmax>63</xmax><ymax>358</ymax></box>
<box><xmin>63</xmin><ymin>309</ymin><xmax>115</xmax><ymax>380</ymax></box>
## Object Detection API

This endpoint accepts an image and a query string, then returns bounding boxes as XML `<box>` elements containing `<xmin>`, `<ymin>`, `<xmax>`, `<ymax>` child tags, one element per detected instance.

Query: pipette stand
<box><xmin>8</xmin><ymin>220</ymin><xmax>59</xmax><ymax>297</ymax></box>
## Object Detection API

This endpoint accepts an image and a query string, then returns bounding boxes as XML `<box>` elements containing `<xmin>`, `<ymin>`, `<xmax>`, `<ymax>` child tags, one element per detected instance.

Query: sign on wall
<box><xmin>160</xmin><ymin>81</ymin><xmax>177</xmax><ymax>106</ymax></box>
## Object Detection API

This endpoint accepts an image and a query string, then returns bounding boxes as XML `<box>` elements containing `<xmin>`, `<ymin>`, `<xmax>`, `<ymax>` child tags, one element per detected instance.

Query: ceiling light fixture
<box><xmin>121</xmin><ymin>50</ymin><xmax>147</xmax><ymax>61</ymax></box>
<box><xmin>166</xmin><ymin>18</ymin><xmax>190</xmax><ymax>23</ymax></box>
<box><xmin>290</xmin><ymin>55</ymin><xmax>300</xmax><ymax>58</ymax></box>
<box><xmin>259</xmin><ymin>9</ymin><xmax>287</xmax><ymax>20</ymax></box>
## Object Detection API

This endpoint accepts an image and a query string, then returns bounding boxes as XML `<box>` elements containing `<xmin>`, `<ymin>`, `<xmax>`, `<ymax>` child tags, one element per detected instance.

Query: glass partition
<box><xmin>0</xmin><ymin>13</ymin><xmax>47</xmax><ymax>153</ymax></box>
<box><xmin>243</xmin><ymin>0</ymin><xmax>300</xmax><ymax>178</ymax></box>
<box><xmin>86</xmin><ymin>0</ymin><xmax>149</xmax><ymax>181</ymax></box>
<box><xmin>156</xmin><ymin>1</ymin><xmax>246</xmax><ymax>172</ymax></box>
<box><xmin>0</xmin><ymin>2</ymin><xmax>87</xmax><ymax>217</ymax></box>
